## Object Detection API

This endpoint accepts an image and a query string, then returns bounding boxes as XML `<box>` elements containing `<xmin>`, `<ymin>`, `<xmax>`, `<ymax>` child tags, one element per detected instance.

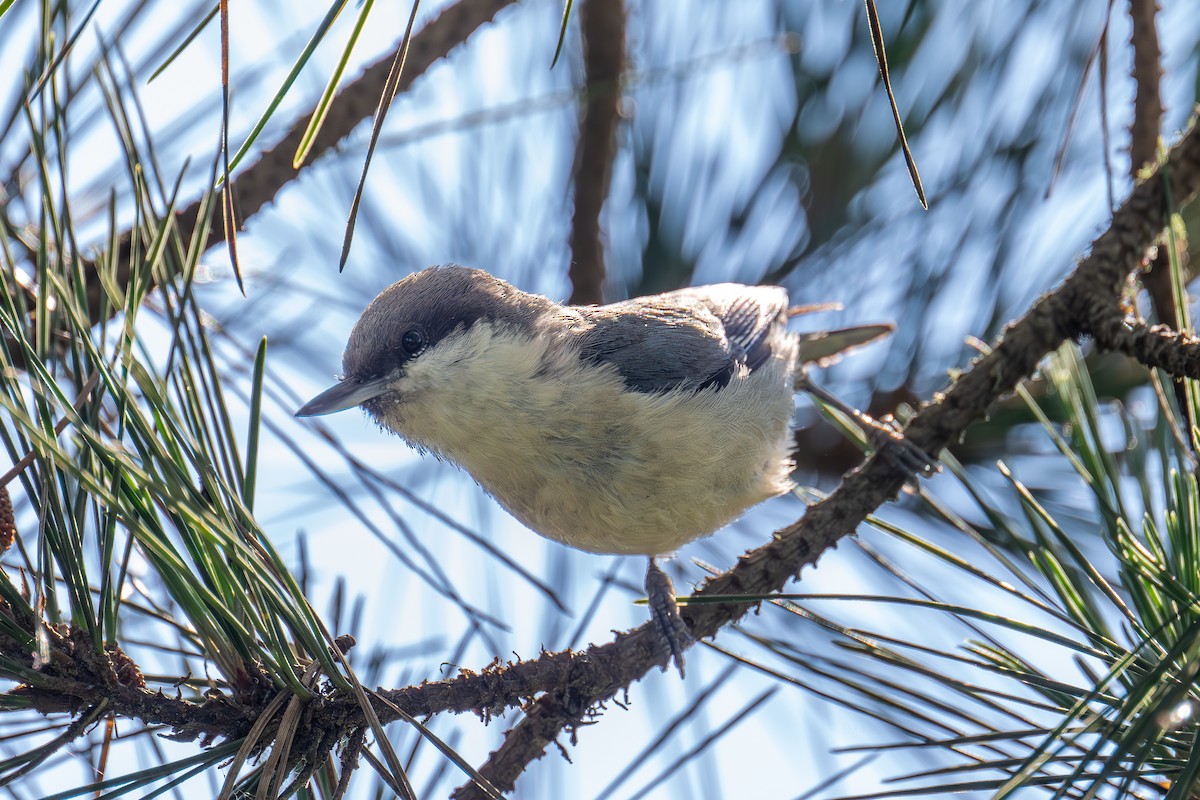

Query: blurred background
<box><xmin>3</xmin><ymin>0</ymin><xmax>1200</xmax><ymax>797</ymax></box>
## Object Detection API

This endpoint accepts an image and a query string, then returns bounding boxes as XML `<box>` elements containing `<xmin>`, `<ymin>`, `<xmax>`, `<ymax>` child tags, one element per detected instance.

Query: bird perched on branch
<box><xmin>297</xmin><ymin>265</ymin><xmax>919</xmax><ymax>675</ymax></box>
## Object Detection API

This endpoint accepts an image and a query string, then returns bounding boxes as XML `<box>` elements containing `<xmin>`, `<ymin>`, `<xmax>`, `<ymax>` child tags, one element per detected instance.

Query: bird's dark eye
<box><xmin>400</xmin><ymin>328</ymin><xmax>426</xmax><ymax>355</ymax></box>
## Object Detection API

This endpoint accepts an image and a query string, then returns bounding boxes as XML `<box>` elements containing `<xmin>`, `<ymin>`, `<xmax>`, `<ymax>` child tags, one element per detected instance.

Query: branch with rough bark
<box><xmin>450</xmin><ymin>113</ymin><xmax>1200</xmax><ymax>797</ymax></box>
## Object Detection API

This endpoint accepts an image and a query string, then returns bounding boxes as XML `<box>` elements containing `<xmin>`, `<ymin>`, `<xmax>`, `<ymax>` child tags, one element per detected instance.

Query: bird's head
<box><xmin>295</xmin><ymin>265</ymin><xmax>554</xmax><ymax>421</ymax></box>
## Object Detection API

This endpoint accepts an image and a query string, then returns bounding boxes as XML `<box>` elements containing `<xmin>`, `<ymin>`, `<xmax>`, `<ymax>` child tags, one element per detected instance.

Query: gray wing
<box><xmin>573</xmin><ymin>284</ymin><xmax>789</xmax><ymax>393</ymax></box>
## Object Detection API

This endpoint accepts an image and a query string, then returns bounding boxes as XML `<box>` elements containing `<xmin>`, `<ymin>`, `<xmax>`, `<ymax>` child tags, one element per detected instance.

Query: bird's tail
<box><xmin>795</xmin><ymin>323</ymin><xmax>894</xmax><ymax>367</ymax></box>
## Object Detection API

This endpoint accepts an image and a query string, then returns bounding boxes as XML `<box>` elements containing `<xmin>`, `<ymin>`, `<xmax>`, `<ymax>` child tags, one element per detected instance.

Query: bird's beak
<box><xmin>295</xmin><ymin>376</ymin><xmax>392</xmax><ymax>417</ymax></box>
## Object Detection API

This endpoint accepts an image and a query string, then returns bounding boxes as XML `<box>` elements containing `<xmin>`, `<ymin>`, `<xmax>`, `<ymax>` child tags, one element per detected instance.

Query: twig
<box><xmin>567</xmin><ymin>0</ymin><xmax>626</xmax><ymax>304</ymax></box>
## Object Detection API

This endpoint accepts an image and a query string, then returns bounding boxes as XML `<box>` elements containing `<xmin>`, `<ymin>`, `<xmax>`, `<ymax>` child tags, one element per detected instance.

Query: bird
<box><xmin>296</xmin><ymin>265</ymin><xmax>909</xmax><ymax>675</ymax></box>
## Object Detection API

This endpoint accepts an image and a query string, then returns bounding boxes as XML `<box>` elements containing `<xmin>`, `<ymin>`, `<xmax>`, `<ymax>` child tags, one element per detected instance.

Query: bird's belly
<box><xmin>484</xmin><ymin>463</ymin><xmax>785</xmax><ymax>556</ymax></box>
<box><xmin>420</xmin><ymin>371</ymin><xmax>796</xmax><ymax>556</ymax></box>
<box><xmin>376</xmin><ymin>328</ymin><xmax>798</xmax><ymax>556</ymax></box>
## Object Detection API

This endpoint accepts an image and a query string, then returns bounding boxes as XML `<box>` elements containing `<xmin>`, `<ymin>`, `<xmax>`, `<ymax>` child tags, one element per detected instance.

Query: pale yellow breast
<box><xmin>374</xmin><ymin>322</ymin><xmax>798</xmax><ymax>555</ymax></box>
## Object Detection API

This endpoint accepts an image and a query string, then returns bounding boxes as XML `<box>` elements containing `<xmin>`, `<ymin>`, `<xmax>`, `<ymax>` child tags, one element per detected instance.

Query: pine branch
<box><xmin>452</xmin><ymin>108</ymin><xmax>1200</xmax><ymax>799</ymax></box>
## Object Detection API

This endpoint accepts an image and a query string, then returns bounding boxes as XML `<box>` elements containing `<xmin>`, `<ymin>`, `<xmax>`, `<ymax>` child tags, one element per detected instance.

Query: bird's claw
<box><xmin>861</xmin><ymin>418</ymin><xmax>938</xmax><ymax>477</ymax></box>
<box><xmin>796</xmin><ymin>373</ymin><xmax>937</xmax><ymax>478</ymax></box>
<box><xmin>645</xmin><ymin>560</ymin><xmax>694</xmax><ymax>677</ymax></box>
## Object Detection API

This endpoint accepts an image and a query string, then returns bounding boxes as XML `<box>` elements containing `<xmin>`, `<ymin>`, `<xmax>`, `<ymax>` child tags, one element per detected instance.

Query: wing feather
<box><xmin>574</xmin><ymin>284</ymin><xmax>788</xmax><ymax>393</ymax></box>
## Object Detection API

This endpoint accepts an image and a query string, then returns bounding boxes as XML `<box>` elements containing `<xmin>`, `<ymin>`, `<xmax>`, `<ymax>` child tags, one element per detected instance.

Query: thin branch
<box><xmin>1128</xmin><ymin>0</ymin><xmax>1164</xmax><ymax>176</ymax></box>
<box><xmin>1125</xmin><ymin>0</ymin><xmax>1188</xmax><ymax>443</ymax></box>
<box><xmin>566</xmin><ymin>0</ymin><xmax>625</xmax><ymax>304</ymax></box>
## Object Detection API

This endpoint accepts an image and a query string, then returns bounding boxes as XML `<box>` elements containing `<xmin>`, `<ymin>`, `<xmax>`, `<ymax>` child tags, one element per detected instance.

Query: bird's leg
<box><xmin>795</xmin><ymin>371</ymin><xmax>936</xmax><ymax>476</ymax></box>
<box><xmin>645</xmin><ymin>558</ymin><xmax>693</xmax><ymax>677</ymax></box>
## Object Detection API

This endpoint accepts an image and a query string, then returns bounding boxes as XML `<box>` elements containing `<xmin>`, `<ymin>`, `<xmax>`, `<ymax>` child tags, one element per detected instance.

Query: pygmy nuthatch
<box><xmin>297</xmin><ymin>265</ymin><xmax>901</xmax><ymax>674</ymax></box>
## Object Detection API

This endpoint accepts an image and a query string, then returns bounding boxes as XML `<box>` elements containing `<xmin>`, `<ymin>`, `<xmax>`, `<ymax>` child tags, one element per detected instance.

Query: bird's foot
<box><xmin>796</xmin><ymin>373</ymin><xmax>937</xmax><ymax>477</ymax></box>
<box><xmin>645</xmin><ymin>559</ymin><xmax>694</xmax><ymax>678</ymax></box>
<box><xmin>858</xmin><ymin>415</ymin><xmax>938</xmax><ymax>477</ymax></box>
